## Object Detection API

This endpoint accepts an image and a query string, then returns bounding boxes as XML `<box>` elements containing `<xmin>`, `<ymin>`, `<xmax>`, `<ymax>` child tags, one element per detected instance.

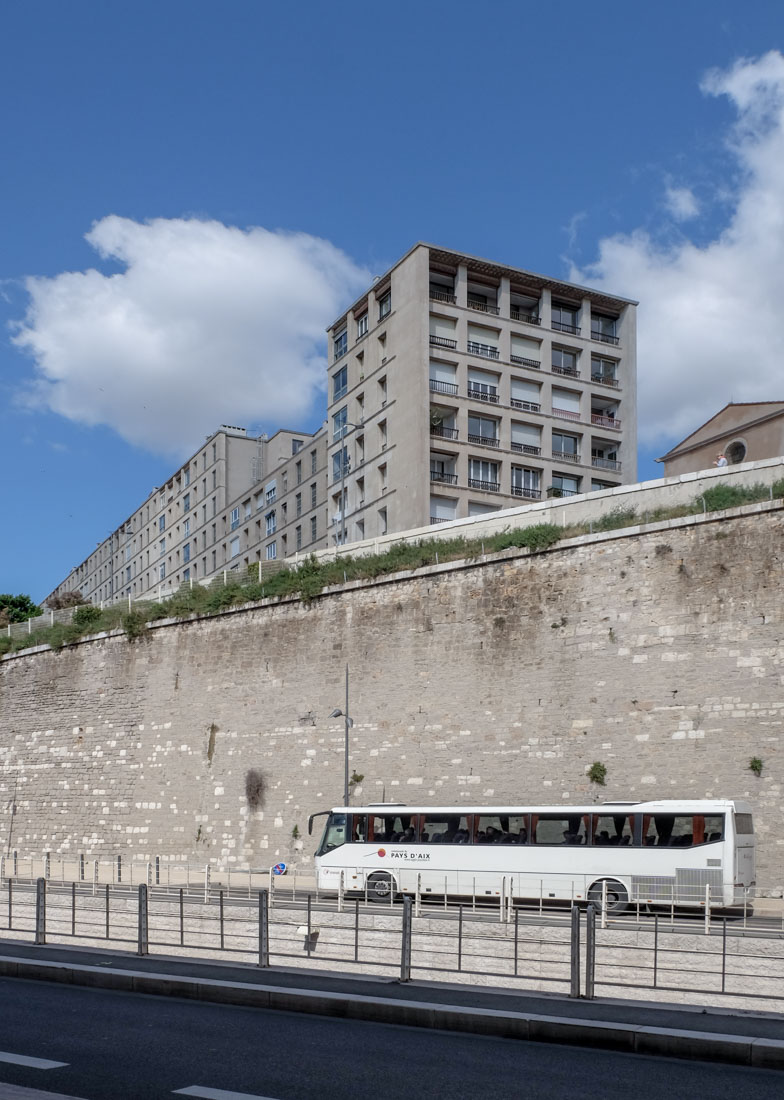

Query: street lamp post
<box><xmin>329</xmin><ymin>664</ymin><xmax>353</xmax><ymax>806</ymax></box>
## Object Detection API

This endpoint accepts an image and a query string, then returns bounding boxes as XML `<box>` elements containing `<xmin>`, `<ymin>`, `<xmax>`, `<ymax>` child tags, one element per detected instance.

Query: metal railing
<box><xmin>510</xmin><ymin>355</ymin><xmax>540</xmax><ymax>369</ymax></box>
<box><xmin>430</xmin><ymin>471</ymin><xmax>458</xmax><ymax>485</ymax></box>
<box><xmin>552</xmin><ymin>320</ymin><xmax>580</xmax><ymax>335</ymax></box>
<box><xmin>591</xmin><ymin>413</ymin><xmax>621</xmax><ymax>428</ymax></box>
<box><xmin>552</xmin><ymin>450</ymin><xmax>581</xmax><ymax>464</ymax></box>
<box><xmin>592</xmin><ymin>457</ymin><xmax>622</xmax><ymax>471</ymax></box>
<box><xmin>552</xmin><ymin>407</ymin><xmax>581</xmax><ymax>421</ymax></box>
<box><xmin>429</xmin><ymin>290</ymin><xmax>456</xmax><ymax>304</ymax></box>
<box><xmin>429</xmin><ymin>425</ymin><xmax>459</xmax><ymax>440</ymax></box>
<box><xmin>467</xmin><ymin>384</ymin><xmax>499</xmax><ymax>403</ymax></box>
<box><xmin>511</xmin><ymin>486</ymin><xmax>542</xmax><ymax>500</ymax></box>
<box><xmin>467</xmin><ymin>433</ymin><xmax>499</xmax><ymax>448</ymax></box>
<box><xmin>7</xmin><ymin>876</ymin><xmax>784</xmax><ymax>1009</ymax></box>
<box><xmin>510</xmin><ymin>399</ymin><xmax>540</xmax><ymax>413</ymax></box>
<box><xmin>511</xmin><ymin>442</ymin><xmax>541</xmax><ymax>455</ymax></box>
<box><xmin>467</xmin><ymin>478</ymin><xmax>500</xmax><ymax>492</ymax></box>
<box><xmin>591</xmin><ymin>372</ymin><xmax>619</xmax><ymax>388</ymax></box>
<box><xmin>467</xmin><ymin>342</ymin><xmax>500</xmax><ymax>360</ymax></box>
<box><xmin>429</xmin><ymin>378</ymin><xmax>458</xmax><ymax>395</ymax></box>
<box><xmin>467</xmin><ymin>300</ymin><xmax>500</xmax><ymax>315</ymax></box>
<box><xmin>552</xmin><ymin>364</ymin><xmax>580</xmax><ymax>378</ymax></box>
<box><xmin>592</xmin><ymin>330</ymin><xmax>619</xmax><ymax>345</ymax></box>
<box><xmin>510</xmin><ymin>309</ymin><xmax>540</xmax><ymax>325</ymax></box>
<box><xmin>429</xmin><ymin>335</ymin><xmax>457</xmax><ymax>349</ymax></box>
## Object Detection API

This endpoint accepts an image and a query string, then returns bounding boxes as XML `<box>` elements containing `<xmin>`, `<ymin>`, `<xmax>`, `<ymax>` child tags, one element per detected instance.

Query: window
<box><xmin>532</xmin><ymin>815</ymin><xmax>587</xmax><ymax>845</ymax></box>
<box><xmin>378</xmin><ymin>291</ymin><xmax>391</xmax><ymax>320</ymax></box>
<box><xmin>230</xmin><ymin>536</ymin><xmax>240</xmax><ymax>558</ymax></box>
<box><xmin>296</xmin><ymin>525</ymin><xmax>302</xmax><ymax>550</ymax></box>
<box><xmin>159</xmin><ymin>538</ymin><xmax>166</xmax><ymax>556</ymax></box>
<box><xmin>184</xmin><ymin>469</ymin><xmax>190</xmax><ymax>487</ymax></box>
<box><xmin>356</xmin><ymin>312</ymin><xmax>368</xmax><ymax>338</ymax></box>
<box><xmin>296</xmin><ymin>460</ymin><xmax>302</xmax><ymax>484</ymax></box>
<box><xmin>183</xmin><ymin>492</ymin><xmax>190</xmax><ymax>512</ymax></box>
<box><xmin>591</xmin><ymin>313</ymin><xmax>618</xmax><ymax>343</ymax></box>
<box><xmin>295</xmin><ymin>492</ymin><xmax>302</xmax><ymax>517</ymax></box>
<box><xmin>332</xmin><ymin>448</ymin><xmax>348</xmax><ymax>483</ymax></box>
<box><xmin>333</xmin><ymin>329</ymin><xmax>348</xmax><ymax>361</ymax></box>
<box><xmin>591</xmin><ymin>356</ymin><xmax>618</xmax><ymax>384</ymax></box>
<box><xmin>266</xmin><ymin>541</ymin><xmax>277</xmax><ymax>560</ymax></box>
<box><xmin>265</xmin><ymin>482</ymin><xmax>277</xmax><ymax>504</ymax></box>
<box><xmin>158</xmin><ymin>515</ymin><xmax>166</xmax><ymax>533</ymax></box>
<box><xmin>159</xmin><ymin>563</ymin><xmax>166</xmax><ymax>580</ymax></box>
<box><xmin>378</xmin><ymin>376</ymin><xmax>387</xmax><ymax>403</ymax></box>
<box><xmin>292</xmin><ymin>438</ymin><xmax>303</xmax><ymax>453</ymax></box>
<box><xmin>183</xmin><ymin>544</ymin><xmax>190</xmax><ymax>563</ymax></box>
<box><xmin>333</xmin><ymin>405</ymin><xmax>348</xmax><ymax>441</ymax></box>
<box><xmin>310</xmin><ymin>482</ymin><xmax>318</xmax><ymax>509</ymax></box>
<box><xmin>212</xmin><ymin>442</ymin><xmax>217</xmax><ymax>463</ymax></box>
<box><xmin>184</xmin><ymin>519</ymin><xmax>190</xmax><ymax>537</ymax></box>
<box><xmin>379</xmin><ymin>419</ymin><xmax>387</xmax><ymax>447</ymax></box>
<box><xmin>511</xmin><ymin>466</ymin><xmax>540</xmax><ymax>497</ymax></box>
<box><xmin>266</xmin><ymin>511</ymin><xmax>276</xmax><ymax>536</ymax></box>
<box><xmin>228</xmin><ymin>507</ymin><xmax>238</xmax><ymax>530</ymax></box>
<box><xmin>552</xmin><ymin>302</ymin><xmax>579</xmax><ymax>333</ymax></box>
<box><xmin>333</xmin><ymin>365</ymin><xmax>348</xmax><ymax>401</ymax></box>
<box><xmin>311</xmin><ymin>449</ymin><xmax>318</xmax><ymax>474</ymax></box>
<box><xmin>552</xmin><ymin>431</ymin><xmax>579</xmax><ymax>455</ymax></box>
<box><xmin>552</xmin><ymin>347</ymin><xmax>578</xmax><ymax>375</ymax></box>
<box><xmin>212</xmin><ymin>469</ymin><xmax>217</xmax><ymax>489</ymax></box>
<box><xmin>183</xmin><ymin>567</ymin><xmax>190</xmax><ymax>581</ymax></box>
<box><xmin>551</xmin><ymin>473</ymin><xmax>579</xmax><ymax>494</ymax></box>
<box><xmin>468</xmin><ymin>413</ymin><xmax>499</xmax><ymax>445</ymax></box>
<box><xmin>310</xmin><ymin>515</ymin><xmax>317</xmax><ymax>542</ymax></box>
<box><xmin>378</xmin><ymin>507</ymin><xmax>387</xmax><ymax>535</ymax></box>
<box><xmin>592</xmin><ymin>814</ymin><xmax>633</xmax><ymax>846</ymax></box>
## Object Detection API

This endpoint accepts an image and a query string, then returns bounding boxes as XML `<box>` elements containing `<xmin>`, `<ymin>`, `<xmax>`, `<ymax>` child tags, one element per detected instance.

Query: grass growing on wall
<box><xmin>3</xmin><ymin>481</ymin><xmax>784</xmax><ymax>656</ymax></box>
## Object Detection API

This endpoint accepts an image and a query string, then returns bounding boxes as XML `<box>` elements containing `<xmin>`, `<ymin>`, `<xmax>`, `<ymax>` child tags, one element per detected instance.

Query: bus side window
<box><xmin>351</xmin><ymin>815</ymin><xmax>367</xmax><ymax>842</ymax></box>
<box><xmin>705</xmin><ymin>815</ymin><xmax>724</xmax><ymax>842</ymax></box>
<box><xmin>592</xmin><ymin>814</ymin><xmax>633</xmax><ymax>846</ymax></box>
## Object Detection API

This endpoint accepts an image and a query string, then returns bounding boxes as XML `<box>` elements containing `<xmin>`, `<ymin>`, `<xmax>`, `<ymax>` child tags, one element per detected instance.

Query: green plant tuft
<box><xmin>588</xmin><ymin>761</ymin><xmax>607</xmax><ymax>786</ymax></box>
<box><xmin>749</xmin><ymin>756</ymin><xmax>764</xmax><ymax>777</ymax></box>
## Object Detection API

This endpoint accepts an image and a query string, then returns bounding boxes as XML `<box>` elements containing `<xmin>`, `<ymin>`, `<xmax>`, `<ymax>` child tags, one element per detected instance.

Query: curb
<box><xmin>1</xmin><ymin>954</ymin><xmax>783</xmax><ymax>1070</ymax></box>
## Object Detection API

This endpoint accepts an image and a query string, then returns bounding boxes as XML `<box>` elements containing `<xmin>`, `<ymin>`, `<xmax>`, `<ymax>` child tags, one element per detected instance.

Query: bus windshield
<box><xmin>317</xmin><ymin>813</ymin><xmax>347</xmax><ymax>856</ymax></box>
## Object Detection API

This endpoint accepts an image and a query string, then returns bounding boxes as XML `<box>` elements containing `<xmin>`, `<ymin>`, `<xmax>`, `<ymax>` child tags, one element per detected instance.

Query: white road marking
<box><xmin>0</xmin><ymin>1055</ymin><xmax>67</xmax><ymax>1071</ymax></box>
<box><xmin>174</xmin><ymin>1088</ymin><xmax>283</xmax><ymax>1100</ymax></box>
<box><xmin>0</xmin><ymin>1084</ymin><xmax>89</xmax><ymax>1100</ymax></box>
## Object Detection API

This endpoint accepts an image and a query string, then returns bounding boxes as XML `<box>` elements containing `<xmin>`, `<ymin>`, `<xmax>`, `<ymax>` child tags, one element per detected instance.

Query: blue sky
<box><xmin>2</xmin><ymin>1</ymin><xmax>784</xmax><ymax>600</ymax></box>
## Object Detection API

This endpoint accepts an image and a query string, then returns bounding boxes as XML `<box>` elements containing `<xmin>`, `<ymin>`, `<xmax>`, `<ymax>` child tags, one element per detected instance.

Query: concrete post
<box><xmin>258</xmin><ymin>888</ymin><xmax>269</xmax><ymax>968</ymax></box>
<box><xmin>585</xmin><ymin>904</ymin><xmax>596</xmax><ymax>999</ymax></box>
<box><xmin>569</xmin><ymin>904</ymin><xmax>581</xmax><ymax>999</ymax></box>
<box><xmin>137</xmin><ymin>883</ymin><xmax>148</xmax><ymax>956</ymax></box>
<box><xmin>35</xmin><ymin>877</ymin><xmax>46</xmax><ymax>945</ymax></box>
<box><xmin>400</xmin><ymin>896</ymin><xmax>413</xmax><ymax>982</ymax></box>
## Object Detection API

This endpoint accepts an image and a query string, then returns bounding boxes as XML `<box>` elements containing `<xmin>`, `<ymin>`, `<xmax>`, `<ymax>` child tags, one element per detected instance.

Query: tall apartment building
<box><xmin>46</xmin><ymin>242</ymin><xmax>637</xmax><ymax>607</ymax></box>
<box><xmin>325</xmin><ymin>243</ymin><xmax>636</xmax><ymax>540</ymax></box>
<box><xmin>48</xmin><ymin>425</ymin><xmax>328</xmax><ymax>606</ymax></box>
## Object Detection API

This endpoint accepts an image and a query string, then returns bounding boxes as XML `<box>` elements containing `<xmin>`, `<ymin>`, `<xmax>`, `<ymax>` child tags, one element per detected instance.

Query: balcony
<box><xmin>430</xmin><ymin>334</ymin><xmax>457</xmax><ymax>349</ymax></box>
<box><xmin>430</xmin><ymin>424</ymin><xmax>459</xmax><ymax>440</ymax></box>
<box><xmin>511</xmin><ymin>486</ymin><xmax>542</xmax><ymax>500</ymax></box>
<box><xmin>429</xmin><ymin>378</ymin><xmax>459</xmax><ymax>396</ymax></box>
<box><xmin>467</xmin><ymin>383</ymin><xmax>499</xmax><ymax>404</ymax></box>
<box><xmin>592</xmin><ymin>329</ymin><xmax>619</xmax><ymax>346</ymax></box>
<box><xmin>430</xmin><ymin>289</ymin><xmax>456</xmax><ymax>304</ymax></box>
<box><xmin>591</xmin><ymin>413</ymin><xmax>621</xmax><ymax>429</ymax></box>
<box><xmin>510</xmin><ymin>309</ymin><xmax>540</xmax><ymax>325</ymax></box>
<box><xmin>547</xmin><ymin>486</ymin><xmax>580</xmax><ymax>498</ymax></box>
<box><xmin>552</xmin><ymin>320</ymin><xmax>580</xmax><ymax>335</ymax></box>
<box><xmin>468</xmin><ymin>478</ymin><xmax>500</xmax><ymax>492</ymax></box>
<box><xmin>552</xmin><ymin>450</ymin><xmax>580</xmax><ymax>464</ymax></box>
<box><xmin>592</xmin><ymin>457</ymin><xmax>622</xmax><ymax>471</ymax></box>
<box><xmin>552</xmin><ymin>407</ymin><xmax>581</xmax><ymax>421</ymax></box>
<box><xmin>430</xmin><ymin>516</ymin><xmax>454</xmax><ymax>524</ymax></box>
<box><xmin>591</xmin><ymin>372</ymin><xmax>619</xmax><ymax>388</ymax></box>
<box><xmin>468</xmin><ymin>433</ymin><xmax>499</xmax><ymax>448</ymax></box>
<box><xmin>467</xmin><ymin>299</ymin><xmax>500</xmax><ymax>315</ymax></box>
<box><xmin>510</xmin><ymin>399</ymin><xmax>541</xmax><ymax>413</ymax></box>
<box><xmin>552</xmin><ymin>364</ymin><xmax>579</xmax><ymax>378</ymax></box>
<box><xmin>510</xmin><ymin>355</ymin><xmax>540</xmax><ymax>369</ymax></box>
<box><xmin>467</xmin><ymin>341</ymin><xmax>500</xmax><ymax>360</ymax></box>
<box><xmin>430</xmin><ymin>470</ymin><xmax>458</xmax><ymax>485</ymax></box>
<box><xmin>511</xmin><ymin>442</ymin><xmax>541</xmax><ymax>456</ymax></box>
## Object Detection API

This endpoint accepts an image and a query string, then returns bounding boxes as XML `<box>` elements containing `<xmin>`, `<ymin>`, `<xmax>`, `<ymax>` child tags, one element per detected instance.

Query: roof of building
<box><xmin>657</xmin><ymin>402</ymin><xmax>784</xmax><ymax>462</ymax></box>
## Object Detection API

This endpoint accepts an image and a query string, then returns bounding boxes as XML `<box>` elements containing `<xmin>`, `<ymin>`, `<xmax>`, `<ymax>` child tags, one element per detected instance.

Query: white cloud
<box><xmin>11</xmin><ymin>217</ymin><xmax>371</xmax><ymax>454</ymax></box>
<box><xmin>574</xmin><ymin>50</ymin><xmax>784</xmax><ymax>450</ymax></box>
<box><xmin>663</xmin><ymin>186</ymin><xmax>700</xmax><ymax>221</ymax></box>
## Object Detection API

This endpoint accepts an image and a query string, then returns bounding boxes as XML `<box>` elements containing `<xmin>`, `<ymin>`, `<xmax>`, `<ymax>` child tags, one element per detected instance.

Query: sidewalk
<box><xmin>1</xmin><ymin>937</ymin><xmax>783</xmax><ymax>1070</ymax></box>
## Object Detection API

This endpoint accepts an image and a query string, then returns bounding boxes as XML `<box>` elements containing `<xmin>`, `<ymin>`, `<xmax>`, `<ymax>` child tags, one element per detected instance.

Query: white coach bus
<box><xmin>309</xmin><ymin>799</ymin><xmax>755</xmax><ymax>911</ymax></box>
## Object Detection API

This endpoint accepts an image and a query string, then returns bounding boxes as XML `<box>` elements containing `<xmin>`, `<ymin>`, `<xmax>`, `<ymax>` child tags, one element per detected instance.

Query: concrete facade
<box><xmin>4</xmin><ymin>505</ymin><xmax>782</xmax><ymax>884</ymax></box>
<box><xmin>326</xmin><ymin>243</ymin><xmax>637</xmax><ymax>543</ymax></box>
<box><xmin>659</xmin><ymin>402</ymin><xmax>784</xmax><ymax>477</ymax></box>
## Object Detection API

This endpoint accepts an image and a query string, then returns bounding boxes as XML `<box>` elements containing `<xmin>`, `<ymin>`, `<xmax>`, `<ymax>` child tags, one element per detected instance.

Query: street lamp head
<box><xmin>328</xmin><ymin>708</ymin><xmax>343</xmax><ymax>719</ymax></box>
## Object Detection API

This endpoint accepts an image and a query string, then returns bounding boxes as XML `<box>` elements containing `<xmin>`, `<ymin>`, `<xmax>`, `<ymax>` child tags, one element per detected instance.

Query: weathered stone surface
<box><xmin>0</xmin><ymin>510</ymin><xmax>781</xmax><ymax>879</ymax></box>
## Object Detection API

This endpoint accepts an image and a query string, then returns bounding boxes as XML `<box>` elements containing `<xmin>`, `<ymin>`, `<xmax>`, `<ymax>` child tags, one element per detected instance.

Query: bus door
<box><xmin>733</xmin><ymin>811</ymin><xmax>755</xmax><ymax>890</ymax></box>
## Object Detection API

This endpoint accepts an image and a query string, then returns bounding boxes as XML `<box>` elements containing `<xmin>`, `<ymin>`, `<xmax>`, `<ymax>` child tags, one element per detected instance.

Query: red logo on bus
<box><xmin>377</xmin><ymin>848</ymin><xmax>386</xmax><ymax>857</ymax></box>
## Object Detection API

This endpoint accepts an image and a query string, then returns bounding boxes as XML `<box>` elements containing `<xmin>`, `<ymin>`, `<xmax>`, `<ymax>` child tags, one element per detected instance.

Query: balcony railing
<box><xmin>592</xmin><ymin>457</ymin><xmax>622</xmax><ymax>471</ymax></box>
<box><xmin>429</xmin><ymin>378</ymin><xmax>459</xmax><ymax>395</ymax></box>
<box><xmin>552</xmin><ymin>407</ymin><xmax>581</xmax><ymax>421</ymax></box>
<box><xmin>467</xmin><ymin>299</ymin><xmax>500</xmax><ymax>315</ymax></box>
<box><xmin>430</xmin><ymin>425</ymin><xmax>459</xmax><ymax>440</ymax></box>
<box><xmin>592</xmin><ymin>330</ymin><xmax>619</xmax><ymax>346</ymax></box>
<box><xmin>551</xmin><ymin>364</ymin><xmax>579</xmax><ymax>378</ymax></box>
<box><xmin>591</xmin><ymin>373</ymin><xmax>619</xmax><ymax>388</ymax></box>
<box><xmin>511</xmin><ymin>442</ymin><xmax>541</xmax><ymax>456</ymax></box>
<box><xmin>468</xmin><ymin>477</ymin><xmax>500</xmax><ymax>492</ymax></box>
<box><xmin>552</xmin><ymin>450</ymin><xmax>580</xmax><ymax>464</ymax></box>
<box><xmin>547</xmin><ymin>486</ymin><xmax>580</xmax><ymax>498</ymax></box>
<box><xmin>552</xmin><ymin>321</ymin><xmax>580</xmax><ymax>335</ymax></box>
<box><xmin>510</xmin><ymin>399</ymin><xmax>541</xmax><ymax>413</ymax></box>
<box><xmin>430</xmin><ymin>334</ymin><xmax>458</xmax><ymax>349</ymax></box>
<box><xmin>430</xmin><ymin>516</ymin><xmax>455</xmax><ymax>524</ymax></box>
<box><xmin>430</xmin><ymin>470</ymin><xmax>458</xmax><ymax>485</ymax></box>
<box><xmin>467</xmin><ymin>341</ymin><xmax>500</xmax><ymax>360</ymax></box>
<box><xmin>510</xmin><ymin>309</ymin><xmax>540</xmax><ymax>325</ymax></box>
<box><xmin>510</xmin><ymin>355</ymin><xmax>541</xmax><ymax>369</ymax></box>
<box><xmin>591</xmin><ymin>413</ymin><xmax>621</xmax><ymax>429</ymax></box>
<box><xmin>429</xmin><ymin>289</ymin><xmax>456</xmax><ymax>304</ymax></box>
<box><xmin>467</xmin><ymin>383</ymin><xmax>500</xmax><ymax>404</ymax></box>
<box><xmin>468</xmin><ymin>433</ymin><xmax>499</xmax><ymax>448</ymax></box>
<box><xmin>511</xmin><ymin>486</ymin><xmax>541</xmax><ymax>500</ymax></box>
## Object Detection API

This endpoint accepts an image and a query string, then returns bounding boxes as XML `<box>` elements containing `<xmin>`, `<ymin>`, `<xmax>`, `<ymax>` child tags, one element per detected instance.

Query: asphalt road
<box><xmin>0</xmin><ymin>977</ymin><xmax>782</xmax><ymax>1100</ymax></box>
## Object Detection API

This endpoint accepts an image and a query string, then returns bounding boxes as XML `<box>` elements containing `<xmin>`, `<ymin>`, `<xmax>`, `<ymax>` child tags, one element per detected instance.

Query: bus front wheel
<box><xmin>366</xmin><ymin>872</ymin><xmax>397</xmax><ymax>903</ymax></box>
<box><xmin>588</xmin><ymin>879</ymin><xmax>629</xmax><ymax>915</ymax></box>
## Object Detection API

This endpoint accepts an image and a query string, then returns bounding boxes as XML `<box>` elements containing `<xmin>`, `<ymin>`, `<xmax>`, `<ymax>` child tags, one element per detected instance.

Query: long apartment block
<box><xmin>326</xmin><ymin>243</ymin><xmax>637</xmax><ymax>542</ymax></box>
<box><xmin>46</xmin><ymin>242</ymin><xmax>636</xmax><ymax>606</ymax></box>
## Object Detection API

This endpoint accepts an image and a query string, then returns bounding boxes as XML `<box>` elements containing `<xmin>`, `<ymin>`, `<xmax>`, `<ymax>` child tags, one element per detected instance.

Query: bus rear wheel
<box><xmin>366</xmin><ymin>872</ymin><xmax>397</xmax><ymax>903</ymax></box>
<box><xmin>588</xmin><ymin>879</ymin><xmax>629</xmax><ymax>914</ymax></box>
